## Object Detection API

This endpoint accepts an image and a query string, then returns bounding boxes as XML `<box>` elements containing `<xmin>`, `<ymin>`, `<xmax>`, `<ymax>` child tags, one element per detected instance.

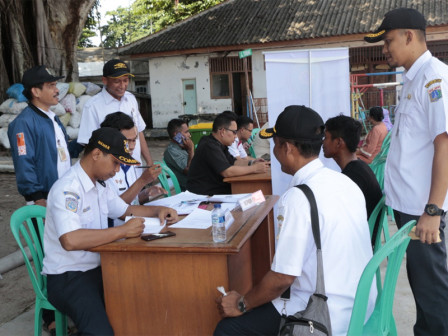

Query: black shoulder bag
<box><xmin>278</xmin><ymin>184</ymin><xmax>332</xmax><ymax>336</ymax></box>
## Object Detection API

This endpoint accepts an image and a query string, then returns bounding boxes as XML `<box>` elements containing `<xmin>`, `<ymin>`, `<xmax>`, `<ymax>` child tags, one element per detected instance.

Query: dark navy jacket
<box><xmin>7</xmin><ymin>103</ymin><xmax>83</xmax><ymax>201</ymax></box>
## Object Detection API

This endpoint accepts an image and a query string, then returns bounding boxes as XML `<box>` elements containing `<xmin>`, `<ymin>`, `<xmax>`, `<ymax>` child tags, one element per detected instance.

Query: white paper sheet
<box><xmin>169</xmin><ymin>208</ymin><xmax>212</xmax><ymax>229</ymax></box>
<box><xmin>144</xmin><ymin>191</ymin><xmax>208</xmax><ymax>215</ymax></box>
<box><xmin>125</xmin><ymin>216</ymin><xmax>165</xmax><ymax>234</ymax></box>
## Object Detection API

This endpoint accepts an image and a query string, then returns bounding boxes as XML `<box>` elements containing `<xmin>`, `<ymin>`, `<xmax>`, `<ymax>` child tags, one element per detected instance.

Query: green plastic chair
<box><xmin>10</xmin><ymin>205</ymin><xmax>68</xmax><ymax>336</ymax></box>
<box><xmin>155</xmin><ymin>160</ymin><xmax>181</xmax><ymax>197</ymax></box>
<box><xmin>368</xmin><ymin>195</ymin><xmax>391</xmax><ymax>297</ymax></box>
<box><xmin>369</xmin><ymin>132</ymin><xmax>392</xmax><ymax>191</ymax></box>
<box><xmin>247</xmin><ymin>128</ymin><xmax>260</xmax><ymax>158</ymax></box>
<box><xmin>347</xmin><ymin>219</ymin><xmax>416</xmax><ymax>336</ymax></box>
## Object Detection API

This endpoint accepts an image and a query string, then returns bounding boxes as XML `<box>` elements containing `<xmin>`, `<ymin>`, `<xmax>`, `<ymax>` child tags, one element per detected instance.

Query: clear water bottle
<box><xmin>212</xmin><ymin>204</ymin><xmax>226</xmax><ymax>243</ymax></box>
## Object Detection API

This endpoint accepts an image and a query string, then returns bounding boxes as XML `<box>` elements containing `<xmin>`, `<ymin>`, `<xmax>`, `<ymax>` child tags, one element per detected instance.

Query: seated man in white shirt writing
<box><xmin>42</xmin><ymin>127</ymin><xmax>178</xmax><ymax>336</ymax></box>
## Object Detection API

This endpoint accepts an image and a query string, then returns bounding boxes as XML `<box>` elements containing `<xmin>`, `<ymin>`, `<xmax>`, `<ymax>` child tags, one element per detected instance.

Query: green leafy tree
<box><xmin>100</xmin><ymin>0</ymin><xmax>224</xmax><ymax>48</ymax></box>
<box><xmin>78</xmin><ymin>0</ymin><xmax>100</xmax><ymax>48</ymax></box>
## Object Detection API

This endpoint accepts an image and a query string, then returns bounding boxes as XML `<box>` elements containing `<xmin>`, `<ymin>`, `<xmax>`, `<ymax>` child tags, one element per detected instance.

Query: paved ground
<box><xmin>0</xmin><ymin>137</ymin><xmax>435</xmax><ymax>335</ymax></box>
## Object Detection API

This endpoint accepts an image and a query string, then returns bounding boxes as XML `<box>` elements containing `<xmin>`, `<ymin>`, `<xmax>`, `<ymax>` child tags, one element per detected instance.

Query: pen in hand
<box><xmin>136</xmin><ymin>165</ymin><xmax>153</xmax><ymax>169</ymax></box>
<box><xmin>217</xmin><ymin>286</ymin><xmax>227</xmax><ymax>296</ymax></box>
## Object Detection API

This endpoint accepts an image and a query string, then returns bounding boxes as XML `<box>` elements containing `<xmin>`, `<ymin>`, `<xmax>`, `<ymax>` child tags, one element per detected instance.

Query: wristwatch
<box><xmin>237</xmin><ymin>296</ymin><xmax>247</xmax><ymax>313</ymax></box>
<box><xmin>424</xmin><ymin>203</ymin><xmax>445</xmax><ymax>216</ymax></box>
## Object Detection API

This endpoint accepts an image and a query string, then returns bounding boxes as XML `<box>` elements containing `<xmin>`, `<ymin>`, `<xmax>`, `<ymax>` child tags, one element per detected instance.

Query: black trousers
<box><xmin>394</xmin><ymin>211</ymin><xmax>448</xmax><ymax>336</ymax></box>
<box><xmin>47</xmin><ymin>267</ymin><xmax>114</xmax><ymax>336</ymax></box>
<box><xmin>214</xmin><ymin>302</ymin><xmax>281</xmax><ymax>336</ymax></box>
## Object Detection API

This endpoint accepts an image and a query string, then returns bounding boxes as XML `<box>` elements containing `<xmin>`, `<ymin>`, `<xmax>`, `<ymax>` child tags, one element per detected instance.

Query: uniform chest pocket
<box><xmin>397</xmin><ymin>100</ymin><xmax>426</xmax><ymax>135</ymax></box>
<box><xmin>79</xmin><ymin>210</ymin><xmax>94</xmax><ymax>228</ymax></box>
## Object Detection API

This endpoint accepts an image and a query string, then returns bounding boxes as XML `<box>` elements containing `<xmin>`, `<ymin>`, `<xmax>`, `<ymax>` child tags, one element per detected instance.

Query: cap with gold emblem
<box><xmin>103</xmin><ymin>59</ymin><xmax>135</xmax><ymax>78</ymax></box>
<box><xmin>364</xmin><ymin>8</ymin><xmax>426</xmax><ymax>43</ymax></box>
<box><xmin>89</xmin><ymin>127</ymin><xmax>140</xmax><ymax>165</ymax></box>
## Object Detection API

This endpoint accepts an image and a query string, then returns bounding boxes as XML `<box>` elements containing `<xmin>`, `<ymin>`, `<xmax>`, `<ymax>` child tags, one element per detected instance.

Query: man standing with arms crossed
<box><xmin>78</xmin><ymin>59</ymin><xmax>153</xmax><ymax>165</ymax></box>
<box><xmin>365</xmin><ymin>8</ymin><xmax>448</xmax><ymax>334</ymax></box>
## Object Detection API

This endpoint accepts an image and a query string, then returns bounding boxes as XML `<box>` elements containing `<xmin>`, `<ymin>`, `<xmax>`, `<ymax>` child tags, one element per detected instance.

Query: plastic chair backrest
<box><xmin>247</xmin><ymin>128</ymin><xmax>260</xmax><ymax>158</ymax></box>
<box><xmin>347</xmin><ymin>219</ymin><xmax>416</xmax><ymax>336</ymax></box>
<box><xmin>155</xmin><ymin>160</ymin><xmax>181</xmax><ymax>197</ymax></box>
<box><xmin>369</xmin><ymin>131</ymin><xmax>392</xmax><ymax>190</ymax></box>
<box><xmin>10</xmin><ymin>205</ymin><xmax>67</xmax><ymax>336</ymax></box>
<box><xmin>367</xmin><ymin>195</ymin><xmax>391</xmax><ymax>297</ymax></box>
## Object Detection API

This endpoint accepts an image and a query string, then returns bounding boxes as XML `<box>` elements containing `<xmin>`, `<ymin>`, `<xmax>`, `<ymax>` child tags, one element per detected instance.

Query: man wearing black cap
<box><xmin>42</xmin><ymin>127</ymin><xmax>178</xmax><ymax>336</ymax></box>
<box><xmin>78</xmin><ymin>59</ymin><xmax>153</xmax><ymax>167</ymax></box>
<box><xmin>214</xmin><ymin>106</ymin><xmax>375</xmax><ymax>336</ymax></box>
<box><xmin>365</xmin><ymin>8</ymin><xmax>448</xmax><ymax>334</ymax></box>
<box><xmin>7</xmin><ymin>65</ymin><xmax>82</xmax><ymax>208</ymax></box>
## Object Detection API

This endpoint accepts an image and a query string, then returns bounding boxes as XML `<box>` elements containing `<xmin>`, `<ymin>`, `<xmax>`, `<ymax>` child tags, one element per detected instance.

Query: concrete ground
<box><xmin>0</xmin><ymin>137</ymin><xmax>435</xmax><ymax>335</ymax></box>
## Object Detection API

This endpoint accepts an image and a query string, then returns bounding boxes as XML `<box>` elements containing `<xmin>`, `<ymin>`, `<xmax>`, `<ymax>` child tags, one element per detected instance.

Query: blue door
<box><xmin>182</xmin><ymin>79</ymin><xmax>197</xmax><ymax>115</ymax></box>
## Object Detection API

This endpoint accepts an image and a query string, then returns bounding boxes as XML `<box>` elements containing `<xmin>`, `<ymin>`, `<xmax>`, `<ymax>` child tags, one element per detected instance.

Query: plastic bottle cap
<box><xmin>214</xmin><ymin>204</ymin><xmax>221</xmax><ymax>208</ymax></box>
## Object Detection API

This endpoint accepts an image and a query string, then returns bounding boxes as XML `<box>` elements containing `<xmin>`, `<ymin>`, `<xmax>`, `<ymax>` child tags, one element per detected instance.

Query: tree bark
<box><xmin>0</xmin><ymin>0</ymin><xmax>96</xmax><ymax>101</ymax></box>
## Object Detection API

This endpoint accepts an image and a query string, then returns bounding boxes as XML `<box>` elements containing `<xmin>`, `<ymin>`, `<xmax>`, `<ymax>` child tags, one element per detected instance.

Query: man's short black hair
<box><xmin>167</xmin><ymin>118</ymin><xmax>187</xmax><ymax>139</ymax></box>
<box><xmin>100</xmin><ymin>112</ymin><xmax>134</xmax><ymax>131</ymax></box>
<box><xmin>213</xmin><ymin>112</ymin><xmax>236</xmax><ymax>132</ymax></box>
<box><xmin>275</xmin><ymin>136</ymin><xmax>322</xmax><ymax>158</ymax></box>
<box><xmin>236</xmin><ymin>116</ymin><xmax>253</xmax><ymax>130</ymax></box>
<box><xmin>22</xmin><ymin>83</ymin><xmax>44</xmax><ymax>101</ymax></box>
<box><xmin>369</xmin><ymin>106</ymin><xmax>384</xmax><ymax>122</ymax></box>
<box><xmin>325</xmin><ymin>115</ymin><xmax>362</xmax><ymax>153</ymax></box>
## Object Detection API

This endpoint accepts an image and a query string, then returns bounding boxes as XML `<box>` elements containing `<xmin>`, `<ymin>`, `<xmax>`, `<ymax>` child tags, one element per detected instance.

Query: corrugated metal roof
<box><xmin>120</xmin><ymin>0</ymin><xmax>448</xmax><ymax>56</ymax></box>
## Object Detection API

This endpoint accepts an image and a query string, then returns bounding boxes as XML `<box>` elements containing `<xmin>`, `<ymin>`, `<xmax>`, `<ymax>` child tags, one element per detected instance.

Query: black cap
<box><xmin>22</xmin><ymin>65</ymin><xmax>64</xmax><ymax>88</ymax></box>
<box><xmin>88</xmin><ymin>127</ymin><xmax>140</xmax><ymax>165</ymax></box>
<box><xmin>259</xmin><ymin>105</ymin><xmax>324</xmax><ymax>142</ymax></box>
<box><xmin>364</xmin><ymin>8</ymin><xmax>426</xmax><ymax>43</ymax></box>
<box><xmin>103</xmin><ymin>59</ymin><xmax>134</xmax><ymax>78</ymax></box>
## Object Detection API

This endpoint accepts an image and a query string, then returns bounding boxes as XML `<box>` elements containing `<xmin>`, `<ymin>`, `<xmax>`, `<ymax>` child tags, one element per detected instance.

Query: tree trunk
<box><xmin>0</xmin><ymin>0</ymin><xmax>96</xmax><ymax>101</ymax></box>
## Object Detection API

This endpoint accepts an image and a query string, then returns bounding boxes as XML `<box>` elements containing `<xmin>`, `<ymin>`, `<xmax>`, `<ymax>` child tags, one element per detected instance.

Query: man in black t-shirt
<box><xmin>187</xmin><ymin>113</ymin><xmax>269</xmax><ymax>195</ymax></box>
<box><xmin>323</xmin><ymin>115</ymin><xmax>382</xmax><ymax>219</ymax></box>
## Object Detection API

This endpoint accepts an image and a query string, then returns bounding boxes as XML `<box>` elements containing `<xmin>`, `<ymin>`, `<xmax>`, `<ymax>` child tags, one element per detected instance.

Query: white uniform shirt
<box><xmin>106</xmin><ymin>165</ymin><xmax>139</xmax><ymax>226</ymax></box>
<box><xmin>42</xmin><ymin>161</ymin><xmax>129</xmax><ymax>275</ymax></box>
<box><xmin>77</xmin><ymin>88</ymin><xmax>146</xmax><ymax>163</ymax></box>
<box><xmin>271</xmin><ymin>159</ymin><xmax>376</xmax><ymax>336</ymax></box>
<box><xmin>384</xmin><ymin>51</ymin><xmax>448</xmax><ymax>214</ymax></box>
<box><xmin>40</xmin><ymin>109</ymin><xmax>70</xmax><ymax>178</ymax></box>
<box><xmin>228</xmin><ymin>137</ymin><xmax>247</xmax><ymax>158</ymax></box>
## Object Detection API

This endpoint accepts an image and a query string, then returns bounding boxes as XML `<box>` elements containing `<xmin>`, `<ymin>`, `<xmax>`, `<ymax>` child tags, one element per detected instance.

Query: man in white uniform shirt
<box><xmin>100</xmin><ymin>112</ymin><xmax>166</xmax><ymax>226</ymax></box>
<box><xmin>214</xmin><ymin>105</ymin><xmax>375</xmax><ymax>336</ymax></box>
<box><xmin>365</xmin><ymin>8</ymin><xmax>448</xmax><ymax>334</ymax></box>
<box><xmin>77</xmin><ymin>59</ymin><xmax>153</xmax><ymax>166</ymax></box>
<box><xmin>43</xmin><ymin>127</ymin><xmax>177</xmax><ymax>335</ymax></box>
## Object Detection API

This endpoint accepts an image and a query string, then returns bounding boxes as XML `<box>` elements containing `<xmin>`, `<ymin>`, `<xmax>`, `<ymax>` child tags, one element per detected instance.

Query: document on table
<box><xmin>169</xmin><ymin>208</ymin><xmax>212</xmax><ymax>229</ymax></box>
<box><xmin>125</xmin><ymin>216</ymin><xmax>165</xmax><ymax>234</ymax></box>
<box><xmin>144</xmin><ymin>191</ymin><xmax>208</xmax><ymax>215</ymax></box>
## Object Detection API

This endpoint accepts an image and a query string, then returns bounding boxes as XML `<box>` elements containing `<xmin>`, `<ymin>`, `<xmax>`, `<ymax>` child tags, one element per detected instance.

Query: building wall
<box><xmin>150</xmin><ymin>55</ymin><xmax>232</xmax><ymax>127</ymax></box>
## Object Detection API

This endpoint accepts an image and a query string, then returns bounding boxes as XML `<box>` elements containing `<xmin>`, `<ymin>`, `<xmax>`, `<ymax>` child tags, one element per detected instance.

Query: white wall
<box><xmin>149</xmin><ymin>55</ymin><xmax>232</xmax><ymax>127</ymax></box>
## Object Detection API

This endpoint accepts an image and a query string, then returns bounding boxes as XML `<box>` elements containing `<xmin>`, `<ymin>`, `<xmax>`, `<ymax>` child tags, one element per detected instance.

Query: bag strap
<box><xmin>280</xmin><ymin>184</ymin><xmax>327</xmax><ymax>299</ymax></box>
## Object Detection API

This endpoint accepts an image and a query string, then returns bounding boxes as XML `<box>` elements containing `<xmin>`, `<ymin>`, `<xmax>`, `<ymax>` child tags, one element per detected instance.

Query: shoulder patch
<box><xmin>428</xmin><ymin>85</ymin><xmax>442</xmax><ymax>102</ymax></box>
<box><xmin>425</xmin><ymin>78</ymin><xmax>442</xmax><ymax>88</ymax></box>
<box><xmin>63</xmin><ymin>191</ymin><xmax>79</xmax><ymax>213</ymax></box>
<box><xmin>65</xmin><ymin>197</ymin><xmax>78</xmax><ymax>212</ymax></box>
<box><xmin>16</xmin><ymin>133</ymin><xmax>26</xmax><ymax>156</ymax></box>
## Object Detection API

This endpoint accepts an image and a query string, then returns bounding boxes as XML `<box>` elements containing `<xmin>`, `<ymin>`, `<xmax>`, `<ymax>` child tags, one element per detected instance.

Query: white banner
<box><xmin>264</xmin><ymin>48</ymin><xmax>350</xmax><ymax>226</ymax></box>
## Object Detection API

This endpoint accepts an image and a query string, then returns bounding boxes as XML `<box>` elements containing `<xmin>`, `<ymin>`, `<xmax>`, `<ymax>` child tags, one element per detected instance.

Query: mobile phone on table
<box><xmin>141</xmin><ymin>231</ymin><xmax>176</xmax><ymax>241</ymax></box>
<box><xmin>173</xmin><ymin>132</ymin><xmax>184</xmax><ymax>144</ymax></box>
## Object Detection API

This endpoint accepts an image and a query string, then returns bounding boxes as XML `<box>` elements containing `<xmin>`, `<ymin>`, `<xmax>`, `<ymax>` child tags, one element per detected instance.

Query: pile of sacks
<box><xmin>0</xmin><ymin>82</ymin><xmax>101</xmax><ymax>149</ymax></box>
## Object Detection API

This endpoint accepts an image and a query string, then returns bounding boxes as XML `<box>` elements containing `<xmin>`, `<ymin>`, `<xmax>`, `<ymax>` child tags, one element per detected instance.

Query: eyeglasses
<box><xmin>244</xmin><ymin>127</ymin><xmax>253</xmax><ymax>133</ymax></box>
<box><xmin>224</xmin><ymin>128</ymin><xmax>237</xmax><ymax>135</ymax></box>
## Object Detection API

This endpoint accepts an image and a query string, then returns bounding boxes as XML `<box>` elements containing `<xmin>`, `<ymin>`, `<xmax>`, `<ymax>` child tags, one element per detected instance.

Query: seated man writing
<box><xmin>42</xmin><ymin>127</ymin><xmax>178</xmax><ymax>336</ymax></box>
<box><xmin>214</xmin><ymin>105</ymin><xmax>375</xmax><ymax>336</ymax></box>
<box><xmin>187</xmin><ymin>113</ymin><xmax>269</xmax><ymax>195</ymax></box>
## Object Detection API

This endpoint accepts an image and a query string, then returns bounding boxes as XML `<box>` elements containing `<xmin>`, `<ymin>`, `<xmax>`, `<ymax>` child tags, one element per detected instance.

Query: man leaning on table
<box><xmin>42</xmin><ymin>127</ymin><xmax>178</xmax><ymax>336</ymax></box>
<box><xmin>214</xmin><ymin>105</ymin><xmax>375</xmax><ymax>336</ymax></box>
<box><xmin>187</xmin><ymin>112</ymin><xmax>269</xmax><ymax>195</ymax></box>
